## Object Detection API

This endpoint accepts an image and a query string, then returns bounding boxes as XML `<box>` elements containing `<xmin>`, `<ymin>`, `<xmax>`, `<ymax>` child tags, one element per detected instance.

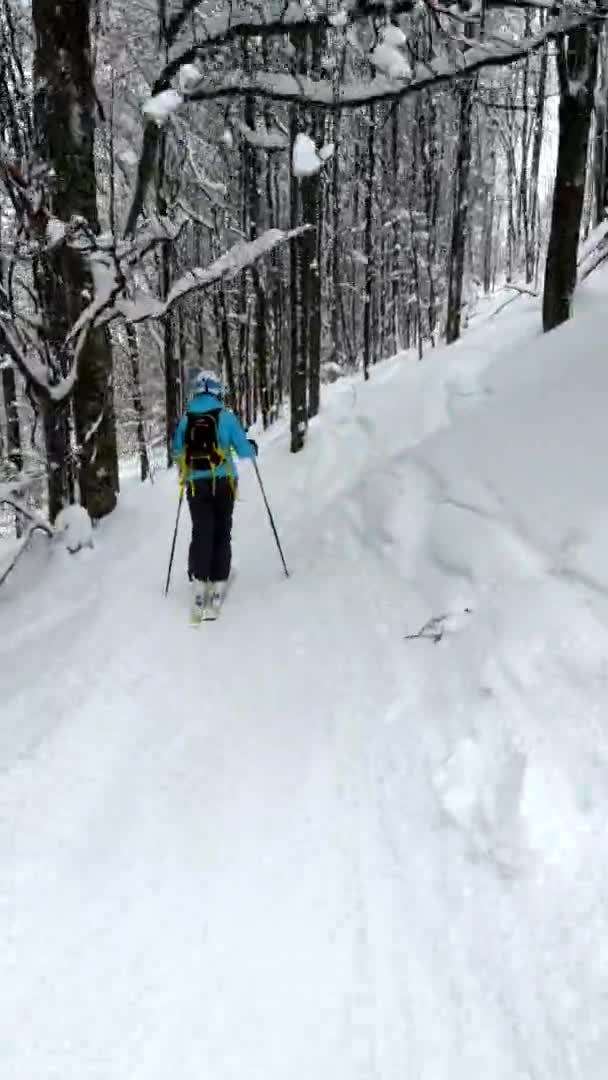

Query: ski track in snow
<box><xmin>3</xmin><ymin>282</ymin><xmax>608</xmax><ymax>1077</ymax></box>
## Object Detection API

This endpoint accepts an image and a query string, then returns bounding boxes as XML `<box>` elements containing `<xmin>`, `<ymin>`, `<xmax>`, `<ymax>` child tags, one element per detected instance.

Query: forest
<box><xmin>0</xmin><ymin>0</ymin><xmax>606</xmax><ymax>544</ymax></box>
<box><xmin>5</xmin><ymin>7</ymin><xmax>608</xmax><ymax>1068</ymax></box>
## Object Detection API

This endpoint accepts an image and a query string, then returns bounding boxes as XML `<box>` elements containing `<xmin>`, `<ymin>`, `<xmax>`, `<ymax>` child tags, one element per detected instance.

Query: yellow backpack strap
<box><xmin>178</xmin><ymin>455</ymin><xmax>187</xmax><ymax>496</ymax></box>
<box><xmin>226</xmin><ymin>450</ymin><xmax>237</xmax><ymax>498</ymax></box>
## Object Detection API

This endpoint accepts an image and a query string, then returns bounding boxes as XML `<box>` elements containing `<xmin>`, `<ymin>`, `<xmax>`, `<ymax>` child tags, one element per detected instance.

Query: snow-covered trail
<box><xmin>3</xmin><ymin>288</ymin><xmax>608</xmax><ymax>1079</ymax></box>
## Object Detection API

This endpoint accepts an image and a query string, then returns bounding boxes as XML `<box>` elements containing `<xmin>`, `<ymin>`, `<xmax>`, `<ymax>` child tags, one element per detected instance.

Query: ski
<box><xmin>202</xmin><ymin>605</ymin><xmax>221</xmax><ymax>621</ymax></box>
<box><xmin>188</xmin><ymin>573</ymin><xmax>235</xmax><ymax>625</ymax></box>
<box><xmin>202</xmin><ymin>581</ymin><xmax>229</xmax><ymax>620</ymax></box>
<box><xmin>190</xmin><ymin>601</ymin><xmax>205</xmax><ymax>627</ymax></box>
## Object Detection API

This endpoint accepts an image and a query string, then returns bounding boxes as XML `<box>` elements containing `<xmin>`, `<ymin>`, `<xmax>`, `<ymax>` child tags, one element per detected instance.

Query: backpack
<box><xmin>184</xmin><ymin>409</ymin><xmax>225</xmax><ymax>472</ymax></box>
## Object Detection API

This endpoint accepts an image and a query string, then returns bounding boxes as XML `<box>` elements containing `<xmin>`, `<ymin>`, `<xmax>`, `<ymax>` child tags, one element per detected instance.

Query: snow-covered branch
<box><xmin>158</xmin><ymin>0</ymin><xmax>567</xmax><ymax>85</ymax></box>
<box><xmin>0</xmin><ymin>311</ymin><xmax>79</xmax><ymax>404</ymax></box>
<box><xmin>0</xmin><ymin>487</ymin><xmax>54</xmax><ymax>589</ymax></box>
<box><xmin>181</xmin><ymin>16</ymin><xmax>589</xmax><ymax>110</ymax></box>
<box><xmin>504</xmin><ymin>283</ymin><xmax>538</xmax><ymax>296</ymax></box>
<box><xmin>237</xmin><ymin>121</ymin><xmax>289</xmax><ymax>151</ymax></box>
<box><xmin>578</xmin><ymin>221</ymin><xmax>608</xmax><ymax>281</ymax></box>
<box><xmin>111</xmin><ymin>227</ymin><xmax>308</xmax><ymax>326</ymax></box>
<box><xmin>0</xmin><ymin>485</ymin><xmax>53</xmax><ymax>532</ymax></box>
<box><xmin>124</xmin><ymin>0</ymin><xmax>582</xmax><ymax>236</ymax></box>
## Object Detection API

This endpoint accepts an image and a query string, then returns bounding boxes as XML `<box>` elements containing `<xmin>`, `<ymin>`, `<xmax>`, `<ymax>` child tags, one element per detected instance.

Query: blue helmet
<box><xmin>191</xmin><ymin>369</ymin><xmax>225</xmax><ymax>399</ymax></box>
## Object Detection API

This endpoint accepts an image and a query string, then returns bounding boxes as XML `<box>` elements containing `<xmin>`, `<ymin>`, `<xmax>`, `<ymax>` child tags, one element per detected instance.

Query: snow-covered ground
<box><xmin>3</xmin><ymin>274</ymin><xmax>608</xmax><ymax>1078</ymax></box>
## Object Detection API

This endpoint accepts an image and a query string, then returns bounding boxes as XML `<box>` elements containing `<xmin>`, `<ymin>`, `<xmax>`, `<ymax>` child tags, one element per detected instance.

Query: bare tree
<box><xmin>543</xmin><ymin>24</ymin><xmax>600</xmax><ymax>331</ymax></box>
<box><xmin>32</xmin><ymin>0</ymin><xmax>119</xmax><ymax>520</ymax></box>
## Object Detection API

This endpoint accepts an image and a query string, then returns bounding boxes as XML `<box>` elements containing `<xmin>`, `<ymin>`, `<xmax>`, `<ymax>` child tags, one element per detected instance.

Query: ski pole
<box><xmin>164</xmin><ymin>487</ymin><xmax>184</xmax><ymax>596</ymax></box>
<box><xmin>253</xmin><ymin>458</ymin><xmax>290</xmax><ymax>579</ymax></box>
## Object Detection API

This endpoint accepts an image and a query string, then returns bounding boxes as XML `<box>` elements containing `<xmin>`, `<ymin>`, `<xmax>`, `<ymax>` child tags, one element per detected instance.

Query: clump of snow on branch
<box><xmin>55</xmin><ymin>505</ymin><xmax>94</xmax><ymax>554</ymax></box>
<box><xmin>142</xmin><ymin>89</ymin><xmax>183</xmax><ymax>126</ymax></box>
<box><xmin>328</xmin><ymin>9</ymin><xmax>348</xmax><ymax>28</ymax></box>
<box><xmin>292</xmin><ymin>133</ymin><xmax>334</xmax><ymax>178</ymax></box>
<box><xmin>380</xmin><ymin>23</ymin><xmax>408</xmax><ymax>49</ymax></box>
<box><xmin>238</xmin><ymin>121</ymin><xmax>289</xmax><ymax>151</ymax></box>
<box><xmin>284</xmin><ymin>1</ymin><xmax>306</xmax><ymax>22</ymax></box>
<box><xmin>45</xmin><ymin>217</ymin><xmax>67</xmax><ymax>248</ymax></box>
<box><xmin>178</xmin><ymin>64</ymin><xmax>202</xmax><ymax>93</ymax></box>
<box><xmin>370</xmin><ymin>25</ymin><xmax>412</xmax><ymax>82</ymax></box>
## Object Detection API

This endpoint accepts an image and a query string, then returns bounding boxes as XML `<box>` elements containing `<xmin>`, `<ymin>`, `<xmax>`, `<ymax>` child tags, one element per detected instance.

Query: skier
<box><xmin>173</xmin><ymin>370</ymin><xmax>257</xmax><ymax>621</ymax></box>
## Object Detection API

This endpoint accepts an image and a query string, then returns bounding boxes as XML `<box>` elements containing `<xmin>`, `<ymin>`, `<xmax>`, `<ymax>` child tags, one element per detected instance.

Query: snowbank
<box><xmin>3</xmin><ymin>273</ymin><xmax>608</xmax><ymax>1078</ymax></box>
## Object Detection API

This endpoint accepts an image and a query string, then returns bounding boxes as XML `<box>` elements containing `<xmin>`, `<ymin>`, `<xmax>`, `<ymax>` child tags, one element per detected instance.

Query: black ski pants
<box><xmin>187</xmin><ymin>477</ymin><xmax>235</xmax><ymax>582</ymax></box>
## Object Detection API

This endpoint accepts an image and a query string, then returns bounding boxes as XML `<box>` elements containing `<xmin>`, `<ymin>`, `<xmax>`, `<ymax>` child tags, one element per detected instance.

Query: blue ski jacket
<box><xmin>173</xmin><ymin>393</ymin><xmax>255</xmax><ymax>483</ymax></box>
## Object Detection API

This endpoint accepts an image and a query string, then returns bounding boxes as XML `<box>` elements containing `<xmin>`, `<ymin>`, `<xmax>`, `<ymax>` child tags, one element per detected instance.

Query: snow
<box><xmin>328</xmin><ymin>8</ymin><xmax>348</xmax><ymax>28</ymax></box>
<box><xmin>4</xmin><ymin>274</ymin><xmax>608</xmax><ymax>1077</ymax></box>
<box><xmin>0</xmin><ymin>311</ymin><xmax>78</xmax><ymax>404</ymax></box>
<box><xmin>54</xmin><ymin>504</ymin><xmax>94</xmax><ymax>554</ymax></box>
<box><xmin>578</xmin><ymin>220</ymin><xmax>608</xmax><ymax>281</ymax></box>
<box><xmin>208</xmin><ymin>17</ymin><xmax>560</xmax><ymax>108</ymax></box>
<box><xmin>292</xmin><ymin>132</ymin><xmax>322</xmax><ymax>176</ymax></box>
<box><xmin>318</xmin><ymin>141</ymin><xmax>335</xmax><ymax>163</ymax></box>
<box><xmin>117</xmin><ymin>146</ymin><xmax>139</xmax><ymax>168</ymax></box>
<box><xmin>238</xmin><ymin>121</ymin><xmax>289</xmax><ymax>151</ymax></box>
<box><xmin>118</xmin><ymin>229</ymin><xmax>306</xmax><ymax>324</ymax></box>
<box><xmin>369</xmin><ymin>42</ymin><xmax>412</xmax><ymax>81</ymax></box>
<box><xmin>142</xmin><ymin>89</ymin><xmax>183</xmax><ymax>125</ymax></box>
<box><xmin>292</xmin><ymin>133</ymin><xmax>333</xmax><ymax>177</ymax></box>
<box><xmin>45</xmin><ymin>216</ymin><xmax>67</xmax><ymax>248</ymax></box>
<box><xmin>178</xmin><ymin>63</ymin><xmax>202</xmax><ymax>93</ymax></box>
<box><xmin>380</xmin><ymin>22</ymin><xmax>408</xmax><ymax>49</ymax></box>
<box><xmin>283</xmin><ymin>1</ymin><xmax>306</xmax><ymax>22</ymax></box>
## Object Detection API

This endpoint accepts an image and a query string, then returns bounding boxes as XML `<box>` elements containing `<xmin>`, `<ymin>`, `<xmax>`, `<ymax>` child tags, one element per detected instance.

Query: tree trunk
<box><xmin>0</xmin><ymin>213</ymin><xmax>22</xmax><ymax>475</ymax></box>
<box><xmin>592</xmin><ymin>28</ymin><xmax>608</xmax><ymax>227</ymax></box>
<box><xmin>543</xmin><ymin>26</ymin><xmax>599</xmax><ymax>332</ymax></box>
<box><xmin>518</xmin><ymin>35</ymin><xmax>532</xmax><ymax>276</ymax></box>
<box><xmin>243</xmin><ymin>85</ymin><xmax>270</xmax><ymax>428</ymax></box>
<box><xmin>331</xmin><ymin>110</ymin><xmax>342</xmax><ymax>366</ymax></box>
<box><xmin>303</xmin><ymin>159</ymin><xmax>322</xmax><ymax>417</ymax></box>
<box><xmin>32</xmin><ymin>0</ymin><xmax>118</xmax><ymax>521</ymax></box>
<box><xmin>446</xmin><ymin>77</ymin><xmax>474</xmax><ymax>344</ymax></box>
<box><xmin>421</xmin><ymin>91</ymin><xmax>440</xmax><ymax>344</ymax></box>
<box><xmin>391</xmin><ymin>106</ymin><xmax>402</xmax><ymax>353</ymax></box>
<box><xmin>126</xmin><ymin>324</ymin><xmax>150</xmax><ymax>483</ymax></box>
<box><xmin>482</xmin><ymin>141</ymin><xmax>497</xmax><ymax>294</ymax></box>
<box><xmin>289</xmin><ymin>101</ymin><xmax>307</xmax><ymax>453</ymax></box>
<box><xmin>363</xmin><ymin>105</ymin><xmax>376</xmax><ymax>380</ymax></box>
<box><xmin>528</xmin><ymin>37</ymin><xmax>548</xmax><ymax>281</ymax></box>
<box><xmin>157</xmin><ymin>133</ymin><xmax>183</xmax><ymax>466</ymax></box>
<box><xmin>217</xmin><ymin>280</ymin><xmax>237</xmax><ymax>409</ymax></box>
<box><xmin>267</xmin><ymin>154</ymin><xmax>283</xmax><ymax>418</ymax></box>
<box><xmin>1</xmin><ymin>364</ymin><xmax>22</xmax><ymax>475</ymax></box>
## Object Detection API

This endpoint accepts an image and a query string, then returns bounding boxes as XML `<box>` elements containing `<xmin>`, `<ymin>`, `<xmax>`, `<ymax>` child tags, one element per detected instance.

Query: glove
<box><xmin>248</xmin><ymin>438</ymin><xmax>259</xmax><ymax>457</ymax></box>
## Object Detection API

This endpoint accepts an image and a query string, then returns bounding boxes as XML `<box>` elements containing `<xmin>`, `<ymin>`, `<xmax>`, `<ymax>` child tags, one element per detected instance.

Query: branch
<box><xmin>123</xmin><ymin>123</ymin><xmax>161</xmax><ymax>237</ymax></box>
<box><xmin>160</xmin><ymin>0</ymin><xmax>564</xmax><ymax>75</ymax></box>
<box><xmin>578</xmin><ymin>221</ymin><xmax>608</xmax><ymax>280</ymax></box>
<box><xmin>0</xmin><ymin>488</ymin><xmax>54</xmax><ymax>589</ymax></box>
<box><xmin>0</xmin><ymin>523</ymin><xmax>52</xmax><ymax>588</ymax></box>
<box><xmin>0</xmin><ymin>486</ymin><xmax>53</xmax><ymax>531</ymax></box>
<box><xmin>404</xmin><ymin>609</ymin><xmax>472</xmax><ymax>643</ymax></box>
<box><xmin>121</xmin><ymin>0</ymin><xmax>573</xmax><ymax>235</ymax></box>
<box><xmin>237</xmin><ymin>120</ymin><xmax>290</xmax><ymax>150</ymax></box>
<box><xmin>182</xmin><ymin>15</ymin><xmax>589</xmax><ymax>110</ymax></box>
<box><xmin>504</xmin><ymin>282</ymin><xmax>538</xmax><ymax>295</ymax></box>
<box><xmin>165</xmin><ymin>0</ymin><xmax>206</xmax><ymax>47</ymax></box>
<box><xmin>0</xmin><ymin>312</ymin><xmax>79</xmax><ymax>403</ymax></box>
<box><xmin>115</xmin><ymin>227</ymin><xmax>309</xmax><ymax>325</ymax></box>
